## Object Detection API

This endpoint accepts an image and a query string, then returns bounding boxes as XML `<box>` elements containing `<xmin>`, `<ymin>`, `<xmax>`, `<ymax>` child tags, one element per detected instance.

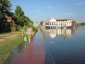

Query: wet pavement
<box><xmin>11</xmin><ymin>29</ymin><xmax>45</xmax><ymax>64</ymax></box>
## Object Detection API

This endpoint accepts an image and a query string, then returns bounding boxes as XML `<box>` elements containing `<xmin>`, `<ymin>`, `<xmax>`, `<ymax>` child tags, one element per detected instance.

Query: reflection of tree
<box><xmin>63</xmin><ymin>29</ymin><xmax>67</xmax><ymax>39</ymax></box>
<box><xmin>17</xmin><ymin>42</ymin><xmax>25</xmax><ymax>52</ymax></box>
<box><xmin>72</xmin><ymin>24</ymin><xmax>77</xmax><ymax>35</ymax></box>
<box><xmin>40</xmin><ymin>25</ymin><xmax>46</xmax><ymax>39</ymax></box>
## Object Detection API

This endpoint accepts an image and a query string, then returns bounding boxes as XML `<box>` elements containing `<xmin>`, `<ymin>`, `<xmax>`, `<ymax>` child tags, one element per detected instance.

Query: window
<box><xmin>45</xmin><ymin>23</ymin><xmax>49</xmax><ymax>25</ymax></box>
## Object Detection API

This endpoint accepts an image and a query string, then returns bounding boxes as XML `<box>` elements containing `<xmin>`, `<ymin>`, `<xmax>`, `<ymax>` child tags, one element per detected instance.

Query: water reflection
<box><xmin>17</xmin><ymin>42</ymin><xmax>27</xmax><ymax>52</ymax></box>
<box><xmin>44</xmin><ymin>26</ymin><xmax>85</xmax><ymax>64</ymax></box>
<box><xmin>44</xmin><ymin>27</ymin><xmax>76</xmax><ymax>39</ymax></box>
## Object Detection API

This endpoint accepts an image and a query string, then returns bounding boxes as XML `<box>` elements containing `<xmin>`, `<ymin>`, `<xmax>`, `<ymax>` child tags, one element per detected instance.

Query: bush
<box><xmin>32</xmin><ymin>26</ymin><xmax>38</xmax><ymax>32</ymax></box>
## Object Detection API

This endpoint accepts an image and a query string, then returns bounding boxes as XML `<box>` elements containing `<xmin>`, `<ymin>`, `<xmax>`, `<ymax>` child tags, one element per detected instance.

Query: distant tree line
<box><xmin>79</xmin><ymin>22</ymin><xmax>85</xmax><ymax>25</ymax></box>
<box><xmin>76</xmin><ymin>22</ymin><xmax>85</xmax><ymax>26</ymax></box>
<box><xmin>0</xmin><ymin>0</ymin><xmax>33</xmax><ymax>33</ymax></box>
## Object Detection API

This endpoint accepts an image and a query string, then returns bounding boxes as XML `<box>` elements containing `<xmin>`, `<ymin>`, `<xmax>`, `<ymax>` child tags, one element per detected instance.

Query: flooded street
<box><xmin>11</xmin><ymin>29</ymin><xmax>45</xmax><ymax>64</ymax></box>
<box><xmin>1</xmin><ymin>0</ymin><xmax>85</xmax><ymax>64</ymax></box>
<box><xmin>9</xmin><ymin>26</ymin><xmax>85</xmax><ymax>64</ymax></box>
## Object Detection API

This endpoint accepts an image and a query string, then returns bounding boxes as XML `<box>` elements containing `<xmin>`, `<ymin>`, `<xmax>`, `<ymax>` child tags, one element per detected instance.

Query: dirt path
<box><xmin>0</xmin><ymin>32</ymin><xmax>22</xmax><ymax>42</ymax></box>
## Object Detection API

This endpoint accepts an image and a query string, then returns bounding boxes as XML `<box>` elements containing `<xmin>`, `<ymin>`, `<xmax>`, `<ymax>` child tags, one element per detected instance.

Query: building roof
<box><xmin>43</xmin><ymin>18</ymin><xmax>73</xmax><ymax>23</ymax></box>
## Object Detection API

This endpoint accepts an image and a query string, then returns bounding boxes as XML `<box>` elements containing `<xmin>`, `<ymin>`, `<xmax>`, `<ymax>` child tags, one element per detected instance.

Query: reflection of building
<box><xmin>47</xmin><ymin>29</ymin><xmax>56</xmax><ymax>38</ymax></box>
<box><xmin>45</xmin><ymin>28</ymin><xmax>73</xmax><ymax>38</ymax></box>
<box><xmin>43</xmin><ymin>18</ymin><xmax>74</xmax><ymax>29</ymax></box>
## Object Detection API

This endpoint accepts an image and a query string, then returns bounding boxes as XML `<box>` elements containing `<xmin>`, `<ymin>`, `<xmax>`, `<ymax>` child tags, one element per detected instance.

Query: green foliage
<box><xmin>24</xmin><ymin>16</ymin><xmax>33</xmax><ymax>25</ymax></box>
<box><xmin>32</xmin><ymin>26</ymin><xmax>38</xmax><ymax>32</ymax></box>
<box><xmin>14</xmin><ymin>5</ymin><xmax>24</xmax><ymax>27</ymax></box>
<box><xmin>0</xmin><ymin>0</ymin><xmax>11</xmax><ymax>17</ymax></box>
<box><xmin>0</xmin><ymin>0</ymin><xmax>12</xmax><ymax>33</ymax></box>
<box><xmin>29</xmin><ymin>21</ymin><xmax>33</xmax><ymax>27</ymax></box>
<box><xmin>14</xmin><ymin>5</ymin><xmax>33</xmax><ymax>26</ymax></box>
<box><xmin>79</xmin><ymin>22</ymin><xmax>85</xmax><ymax>25</ymax></box>
<box><xmin>14</xmin><ymin>5</ymin><xmax>33</xmax><ymax>30</ymax></box>
<box><xmin>40</xmin><ymin>21</ymin><xmax>43</xmax><ymax>25</ymax></box>
<box><xmin>0</xmin><ymin>0</ymin><xmax>34</xmax><ymax>33</ymax></box>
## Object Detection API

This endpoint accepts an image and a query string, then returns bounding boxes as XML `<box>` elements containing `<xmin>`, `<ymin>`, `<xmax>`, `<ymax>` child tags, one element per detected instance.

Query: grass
<box><xmin>0</xmin><ymin>26</ymin><xmax>38</xmax><ymax>64</ymax></box>
<box><xmin>0</xmin><ymin>33</ymin><xmax>23</xmax><ymax>64</ymax></box>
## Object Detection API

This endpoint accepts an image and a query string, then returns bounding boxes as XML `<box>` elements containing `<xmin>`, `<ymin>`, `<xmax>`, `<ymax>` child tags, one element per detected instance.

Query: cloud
<box><xmin>75</xmin><ymin>2</ymin><xmax>84</xmax><ymax>6</ymax></box>
<box><xmin>47</xmin><ymin>6</ymin><xmax>56</xmax><ymax>9</ymax></box>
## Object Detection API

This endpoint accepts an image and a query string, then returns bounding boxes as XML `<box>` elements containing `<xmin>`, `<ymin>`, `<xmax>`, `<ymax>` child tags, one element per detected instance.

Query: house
<box><xmin>43</xmin><ymin>18</ymin><xmax>74</xmax><ymax>29</ymax></box>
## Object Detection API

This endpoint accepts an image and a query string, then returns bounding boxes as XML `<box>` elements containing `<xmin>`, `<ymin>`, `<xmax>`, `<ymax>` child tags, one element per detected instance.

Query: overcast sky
<box><xmin>10</xmin><ymin>0</ymin><xmax>85</xmax><ymax>23</ymax></box>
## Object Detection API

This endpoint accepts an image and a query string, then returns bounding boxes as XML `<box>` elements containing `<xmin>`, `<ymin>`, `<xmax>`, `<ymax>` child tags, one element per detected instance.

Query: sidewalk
<box><xmin>11</xmin><ymin>29</ymin><xmax>45</xmax><ymax>64</ymax></box>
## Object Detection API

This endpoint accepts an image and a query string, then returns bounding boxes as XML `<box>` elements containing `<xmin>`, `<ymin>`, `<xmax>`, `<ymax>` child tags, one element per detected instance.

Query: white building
<box><xmin>43</xmin><ymin>18</ymin><xmax>73</xmax><ymax>29</ymax></box>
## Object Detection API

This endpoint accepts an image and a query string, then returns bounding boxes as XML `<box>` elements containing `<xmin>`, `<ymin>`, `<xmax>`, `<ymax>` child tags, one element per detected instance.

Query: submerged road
<box><xmin>10</xmin><ymin>27</ymin><xmax>85</xmax><ymax>64</ymax></box>
<box><xmin>11</xmin><ymin>29</ymin><xmax>45</xmax><ymax>64</ymax></box>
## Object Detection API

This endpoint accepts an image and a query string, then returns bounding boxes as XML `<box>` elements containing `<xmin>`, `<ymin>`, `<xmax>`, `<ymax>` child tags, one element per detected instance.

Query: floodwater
<box><xmin>8</xmin><ymin>26</ymin><xmax>85</xmax><ymax>64</ymax></box>
<box><xmin>44</xmin><ymin>26</ymin><xmax>85</xmax><ymax>64</ymax></box>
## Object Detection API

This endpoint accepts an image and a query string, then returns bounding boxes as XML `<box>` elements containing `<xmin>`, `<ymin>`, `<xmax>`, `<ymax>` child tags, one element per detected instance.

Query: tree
<box><xmin>14</xmin><ymin>5</ymin><xmax>24</xmax><ymax>26</ymax></box>
<box><xmin>0</xmin><ymin>0</ymin><xmax>12</xmax><ymax>33</ymax></box>
<box><xmin>0</xmin><ymin>0</ymin><xmax>11</xmax><ymax>17</ymax></box>
<box><xmin>14</xmin><ymin>5</ymin><xmax>33</xmax><ymax>27</ymax></box>
<box><xmin>40</xmin><ymin>21</ymin><xmax>43</xmax><ymax>25</ymax></box>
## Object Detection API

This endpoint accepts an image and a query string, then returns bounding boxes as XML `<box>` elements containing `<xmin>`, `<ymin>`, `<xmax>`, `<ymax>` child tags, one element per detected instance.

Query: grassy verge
<box><xmin>0</xmin><ymin>34</ymin><xmax>23</xmax><ymax>64</ymax></box>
